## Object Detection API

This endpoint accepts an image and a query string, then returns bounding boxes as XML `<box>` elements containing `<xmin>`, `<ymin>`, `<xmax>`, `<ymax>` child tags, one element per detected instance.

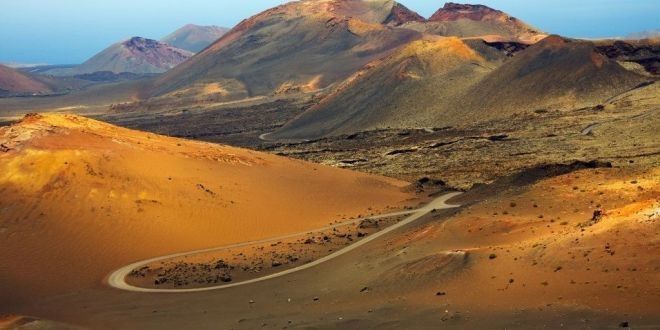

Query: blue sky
<box><xmin>0</xmin><ymin>0</ymin><xmax>657</xmax><ymax>64</ymax></box>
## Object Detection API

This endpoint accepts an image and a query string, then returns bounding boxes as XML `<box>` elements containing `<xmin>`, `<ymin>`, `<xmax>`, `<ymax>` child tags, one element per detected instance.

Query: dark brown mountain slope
<box><xmin>269</xmin><ymin>36</ymin><xmax>493</xmax><ymax>140</ymax></box>
<box><xmin>443</xmin><ymin>36</ymin><xmax>648</xmax><ymax>123</ymax></box>
<box><xmin>149</xmin><ymin>0</ymin><xmax>423</xmax><ymax>99</ymax></box>
<box><xmin>594</xmin><ymin>39</ymin><xmax>660</xmax><ymax>75</ymax></box>
<box><xmin>272</xmin><ymin>35</ymin><xmax>649</xmax><ymax>139</ymax></box>
<box><xmin>0</xmin><ymin>64</ymin><xmax>52</xmax><ymax>97</ymax></box>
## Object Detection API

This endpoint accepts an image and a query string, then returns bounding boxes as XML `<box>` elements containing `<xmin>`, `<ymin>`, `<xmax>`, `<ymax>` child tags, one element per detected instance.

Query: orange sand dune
<box><xmin>0</xmin><ymin>114</ymin><xmax>414</xmax><ymax>308</ymax></box>
<box><xmin>393</xmin><ymin>167</ymin><xmax>660</xmax><ymax>315</ymax></box>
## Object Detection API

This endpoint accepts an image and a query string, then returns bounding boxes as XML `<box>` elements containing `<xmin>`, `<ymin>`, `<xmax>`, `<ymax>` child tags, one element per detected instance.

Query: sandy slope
<box><xmin>393</xmin><ymin>167</ymin><xmax>659</xmax><ymax>317</ymax></box>
<box><xmin>0</xmin><ymin>114</ymin><xmax>414</xmax><ymax>308</ymax></box>
<box><xmin>107</xmin><ymin>192</ymin><xmax>461</xmax><ymax>293</ymax></box>
<box><xmin>4</xmin><ymin>166</ymin><xmax>657</xmax><ymax>328</ymax></box>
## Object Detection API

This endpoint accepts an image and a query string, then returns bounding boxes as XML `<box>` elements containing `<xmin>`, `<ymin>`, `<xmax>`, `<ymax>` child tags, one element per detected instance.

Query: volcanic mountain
<box><xmin>272</xmin><ymin>35</ymin><xmax>648</xmax><ymax>139</ymax></box>
<box><xmin>161</xmin><ymin>24</ymin><xmax>229</xmax><ymax>53</ymax></box>
<box><xmin>404</xmin><ymin>2</ymin><xmax>545</xmax><ymax>43</ymax></box>
<box><xmin>149</xmin><ymin>0</ymin><xmax>424</xmax><ymax>99</ymax></box>
<box><xmin>270</xmin><ymin>36</ymin><xmax>491</xmax><ymax>139</ymax></box>
<box><xmin>0</xmin><ymin>64</ymin><xmax>52</xmax><ymax>97</ymax></box>
<box><xmin>383</xmin><ymin>2</ymin><xmax>425</xmax><ymax>26</ymax></box>
<box><xmin>62</xmin><ymin>37</ymin><xmax>193</xmax><ymax>75</ymax></box>
<box><xmin>0</xmin><ymin>113</ymin><xmax>413</xmax><ymax>306</ymax></box>
<box><xmin>443</xmin><ymin>36</ymin><xmax>648</xmax><ymax>123</ymax></box>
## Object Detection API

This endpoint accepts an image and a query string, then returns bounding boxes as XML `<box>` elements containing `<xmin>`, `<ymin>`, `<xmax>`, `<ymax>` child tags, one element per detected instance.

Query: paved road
<box><xmin>258</xmin><ymin>132</ymin><xmax>272</xmax><ymax>141</ymax></box>
<box><xmin>106</xmin><ymin>192</ymin><xmax>462</xmax><ymax>293</ymax></box>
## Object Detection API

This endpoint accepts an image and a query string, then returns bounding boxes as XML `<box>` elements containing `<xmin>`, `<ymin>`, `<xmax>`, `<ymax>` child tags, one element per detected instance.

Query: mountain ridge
<box><xmin>161</xmin><ymin>24</ymin><xmax>229</xmax><ymax>53</ymax></box>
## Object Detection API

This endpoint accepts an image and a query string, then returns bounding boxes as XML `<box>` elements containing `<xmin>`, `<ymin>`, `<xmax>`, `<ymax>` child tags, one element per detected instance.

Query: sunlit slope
<box><xmin>149</xmin><ymin>0</ymin><xmax>423</xmax><ymax>99</ymax></box>
<box><xmin>0</xmin><ymin>114</ymin><xmax>412</xmax><ymax>305</ymax></box>
<box><xmin>271</xmin><ymin>36</ymin><xmax>490</xmax><ymax>139</ymax></box>
<box><xmin>405</xmin><ymin>3</ymin><xmax>545</xmax><ymax>43</ymax></box>
<box><xmin>441</xmin><ymin>36</ymin><xmax>648</xmax><ymax>123</ymax></box>
<box><xmin>273</xmin><ymin>35</ymin><xmax>650</xmax><ymax>139</ymax></box>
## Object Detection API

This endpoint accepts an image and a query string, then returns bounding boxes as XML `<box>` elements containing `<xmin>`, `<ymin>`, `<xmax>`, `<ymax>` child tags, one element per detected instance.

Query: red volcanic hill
<box><xmin>71</xmin><ymin>37</ymin><xmax>193</xmax><ymax>75</ymax></box>
<box><xmin>429</xmin><ymin>2</ymin><xmax>513</xmax><ymax>21</ymax></box>
<box><xmin>148</xmin><ymin>1</ymin><xmax>549</xmax><ymax>102</ymax></box>
<box><xmin>0</xmin><ymin>64</ymin><xmax>52</xmax><ymax>96</ymax></box>
<box><xmin>384</xmin><ymin>2</ymin><xmax>425</xmax><ymax>26</ymax></box>
<box><xmin>149</xmin><ymin>0</ymin><xmax>424</xmax><ymax>99</ymax></box>
<box><xmin>405</xmin><ymin>2</ymin><xmax>545</xmax><ymax>43</ymax></box>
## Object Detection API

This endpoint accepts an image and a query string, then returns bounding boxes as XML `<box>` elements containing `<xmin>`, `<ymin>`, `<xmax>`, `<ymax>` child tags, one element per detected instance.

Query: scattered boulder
<box><xmin>487</xmin><ymin>134</ymin><xmax>509</xmax><ymax>141</ymax></box>
<box><xmin>385</xmin><ymin>147</ymin><xmax>418</xmax><ymax>156</ymax></box>
<box><xmin>485</xmin><ymin>41</ymin><xmax>529</xmax><ymax>57</ymax></box>
<box><xmin>214</xmin><ymin>260</ymin><xmax>230</xmax><ymax>269</ymax></box>
<box><xmin>345</xmin><ymin>133</ymin><xmax>359</xmax><ymax>140</ymax></box>
<box><xmin>413</xmin><ymin>177</ymin><xmax>447</xmax><ymax>192</ymax></box>
<box><xmin>358</xmin><ymin>219</ymin><xmax>379</xmax><ymax>229</ymax></box>
<box><xmin>579</xmin><ymin>209</ymin><xmax>605</xmax><ymax>228</ymax></box>
<box><xmin>339</xmin><ymin>158</ymin><xmax>367</xmax><ymax>165</ymax></box>
<box><xmin>196</xmin><ymin>183</ymin><xmax>215</xmax><ymax>195</ymax></box>
<box><xmin>592</xmin><ymin>209</ymin><xmax>604</xmax><ymax>222</ymax></box>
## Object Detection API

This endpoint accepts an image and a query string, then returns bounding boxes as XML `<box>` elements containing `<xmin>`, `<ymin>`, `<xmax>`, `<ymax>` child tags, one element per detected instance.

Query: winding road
<box><xmin>107</xmin><ymin>192</ymin><xmax>462</xmax><ymax>293</ymax></box>
<box><xmin>258</xmin><ymin>132</ymin><xmax>272</xmax><ymax>141</ymax></box>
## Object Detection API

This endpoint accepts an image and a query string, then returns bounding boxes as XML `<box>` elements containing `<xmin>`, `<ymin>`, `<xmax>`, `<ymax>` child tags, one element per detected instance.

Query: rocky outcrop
<box><xmin>429</xmin><ymin>3</ymin><xmax>509</xmax><ymax>22</ymax></box>
<box><xmin>595</xmin><ymin>40</ymin><xmax>660</xmax><ymax>75</ymax></box>
<box><xmin>422</xmin><ymin>2</ymin><xmax>543</xmax><ymax>43</ymax></box>
<box><xmin>383</xmin><ymin>2</ymin><xmax>425</xmax><ymax>26</ymax></box>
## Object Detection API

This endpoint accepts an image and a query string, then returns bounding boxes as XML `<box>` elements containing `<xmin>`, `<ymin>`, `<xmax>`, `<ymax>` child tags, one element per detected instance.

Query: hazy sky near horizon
<box><xmin>0</xmin><ymin>0</ymin><xmax>657</xmax><ymax>64</ymax></box>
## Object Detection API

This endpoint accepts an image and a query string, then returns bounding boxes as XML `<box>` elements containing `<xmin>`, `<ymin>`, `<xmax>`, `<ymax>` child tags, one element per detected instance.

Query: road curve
<box><xmin>106</xmin><ymin>192</ymin><xmax>462</xmax><ymax>293</ymax></box>
<box><xmin>258</xmin><ymin>132</ymin><xmax>272</xmax><ymax>141</ymax></box>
